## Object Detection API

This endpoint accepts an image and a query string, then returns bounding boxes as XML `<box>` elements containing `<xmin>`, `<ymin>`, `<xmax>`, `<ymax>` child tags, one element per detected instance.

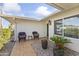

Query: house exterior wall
<box><xmin>15</xmin><ymin>19</ymin><xmax>47</xmax><ymax>40</ymax></box>
<box><xmin>48</xmin><ymin>6</ymin><xmax>79</xmax><ymax>52</ymax></box>
<box><xmin>49</xmin><ymin>20</ymin><xmax>54</xmax><ymax>39</ymax></box>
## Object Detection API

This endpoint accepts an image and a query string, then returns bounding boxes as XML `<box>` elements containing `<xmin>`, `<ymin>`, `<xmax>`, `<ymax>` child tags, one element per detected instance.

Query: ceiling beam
<box><xmin>47</xmin><ymin>3</ymin><xmax>65</xmax><ymax>10</ymax></box>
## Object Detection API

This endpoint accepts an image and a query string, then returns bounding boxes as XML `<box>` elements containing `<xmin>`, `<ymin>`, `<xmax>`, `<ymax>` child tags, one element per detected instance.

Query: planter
<box><xmin>51</xmin><ymin>36</ymin><xmax>71</xmax><ymax>56</ymax></box>
<box><xmin>53</xmin><ymin>47</ymin><xmax>64</xmax><ymax>56</ymax></box>
<box><xmin>41</xmin><ymin>39</ymin><xmax>48</xmax><ymax>49</ymax></box>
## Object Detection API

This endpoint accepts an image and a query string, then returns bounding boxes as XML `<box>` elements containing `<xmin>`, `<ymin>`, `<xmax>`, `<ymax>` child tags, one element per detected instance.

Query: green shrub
<box><xmin>0</xmin><ymin>36</ymin><xmax>4</xmax><ymax>50</ymax></box>
<box><xmin>50</xmin><ymin>36</ymin><xmax>71</xmax><ymax>49</ymax></box>
<box><xmin>0</xmin><ymin>28</ymin><xmax>11</xmax><ymax>50</ymax></box>
<box><xmin>0</xmin><ymin>43</ymin><xmax>4</xmax><ymax>50</ymax></box>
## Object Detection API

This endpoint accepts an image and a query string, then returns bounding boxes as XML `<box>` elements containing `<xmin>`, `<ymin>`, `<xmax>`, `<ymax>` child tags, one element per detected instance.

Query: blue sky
<box><xmin>0</xmin><ymin>3</ymin><xmax>60</xmax><ymax>28</ymax></box>
<box><xmin>64</xmin><ymin>17</ymin><xmax>79</xmax><ymax>26</ymax></box>
<box><xmin>2</xmin><ymin>18</ymin><xmax>10</xmax><ymax>28</ymax></box>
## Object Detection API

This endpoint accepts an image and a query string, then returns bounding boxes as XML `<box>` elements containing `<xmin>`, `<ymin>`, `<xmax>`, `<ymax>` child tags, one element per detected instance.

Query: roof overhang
<box><xmin>1</xmin><ymin>3</ymin><xmax>79</xmax><ymax>22</ymax></box>
<box><xmin>41</xmin><ymin>3</ymin><xmax>79</xmax><ymax>21</ymax></box>
<box><xmin>0</xmin><ymin>14</ymin><xmax>41</xmax><ymax>24</ymax></box>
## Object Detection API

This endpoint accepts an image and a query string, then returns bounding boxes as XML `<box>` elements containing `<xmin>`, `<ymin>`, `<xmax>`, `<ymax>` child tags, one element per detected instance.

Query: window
<box><xmin>54</xmin><ymin>19</ymin><xmax>63</xmax><ymax>35</ymax></box>
<box><xmin>54</xmin><ymin>15</ymin><xmax>79</xmax><ymax>39</ymax></box>
<box><xmin>64</xmin><ymin>16</ymin><xmax>79</xmax><ymax>38</ymax></box>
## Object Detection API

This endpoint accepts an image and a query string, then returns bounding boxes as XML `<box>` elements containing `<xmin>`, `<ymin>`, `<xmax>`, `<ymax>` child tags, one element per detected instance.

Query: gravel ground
<box><xmin>0</xmin><ymin>37</ymin><xmax>15</xmax><ymax>56</ymax></box>
<box><xmin>64</xmin><ymin>48</ymin><xmax>79</xmax><ymax>56</ymax></box>
<box><xmin>31</xmin><ymin>40</ymin><xmax>54</xmax><ymax>56</ymax></box>
<box><xmin>1</xmin><ymin>38</ymin><xmax>79</xmax><ymax>56</ymax></box>
<box><xmin>31</xmin><ymin>39</ymin><xmax>79</xmax><ymax>56</ymax></box>
<box><xmin>0</xmin><ymin>41</ymin><xmax>15</xmax><ymax>56</ymax></box>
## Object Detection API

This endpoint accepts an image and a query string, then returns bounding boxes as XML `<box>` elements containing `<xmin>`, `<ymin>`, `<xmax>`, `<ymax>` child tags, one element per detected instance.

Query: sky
<box><xmin>2</xmin><ymin>18</ymin><xmax>10</xmax><ymax>28</ymax></box>
<box><xmin>0</xmin><ymin>3</ymin><xmax>60</xmax><ymax>28</ymax></box>
<box><xmin>64</xmin><ymin>17</ymin><xmax>79</xmax><ymax>26</ymax></box>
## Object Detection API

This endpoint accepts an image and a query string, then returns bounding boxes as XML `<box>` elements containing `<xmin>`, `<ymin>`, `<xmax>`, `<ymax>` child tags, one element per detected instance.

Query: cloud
<box><xmin>2</xmin><ymin>11</ymin><xmax>13</xmax><ymax>15</ymax></box>
<box><xmin>35</xmin><ymin>6</ymin><xmax>51</xmax><ymax>16</ymax></box>
<box><xmin>2</xmin><ymin>3</ymin><xmax>21</xmax><ymax>12</ymax></box>
<box><xmin>2</xmin><ymin>11</ymin><xmax>25</xmax><ymax>17</ymax></box>
<box><xmin>2</xmin><ymin>3</ymin><xmax>25</xmax><ymax>16</ymax></box>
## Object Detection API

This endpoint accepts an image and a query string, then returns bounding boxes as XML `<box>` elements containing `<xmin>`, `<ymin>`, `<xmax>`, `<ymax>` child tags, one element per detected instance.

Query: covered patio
<box><xmin>0</xmin><ymin>3</ymin><xmax>79</xmax><ymax>56</ymax></box>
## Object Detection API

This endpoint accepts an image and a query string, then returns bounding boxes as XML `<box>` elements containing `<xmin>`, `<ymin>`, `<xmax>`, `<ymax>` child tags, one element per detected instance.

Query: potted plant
<box><xmin>41</xmin><ymin>39</ymin><xmax>48</xmax><ymax>49</ymax></box>
<box><xmin>50</xmin><ymin>36</ymin><xmax>71</xmax><ymax>56</ymax></box>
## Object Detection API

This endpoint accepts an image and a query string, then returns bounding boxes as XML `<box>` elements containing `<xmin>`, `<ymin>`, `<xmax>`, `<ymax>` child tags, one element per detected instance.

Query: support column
<box><xmin>62</xmin><ymin>18</ymin><xmax>64</xmax><ymax>37</ymax></box>
<box><xmin>13</xmin><ymin>18</ymin><xmax>17</xmax><ymax>41</ymax></box>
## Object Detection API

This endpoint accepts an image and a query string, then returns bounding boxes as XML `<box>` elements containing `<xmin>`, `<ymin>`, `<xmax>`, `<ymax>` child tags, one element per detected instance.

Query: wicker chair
<box><xmin>18</xmin><ymin>32</ymin><xmax>26</xmax><ymax>42</ymax></box>
<box><xmin>32</xmin><ymin>31</ymin><xmax>39</xmax><ymax>40</ymax></box>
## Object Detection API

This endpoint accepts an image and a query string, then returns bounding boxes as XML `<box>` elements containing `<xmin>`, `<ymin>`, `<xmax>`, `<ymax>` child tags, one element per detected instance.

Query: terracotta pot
<box><xmin>56</xmin><ymin>43</ymin><xmax>64</xmax><ymax>49</ymax></box>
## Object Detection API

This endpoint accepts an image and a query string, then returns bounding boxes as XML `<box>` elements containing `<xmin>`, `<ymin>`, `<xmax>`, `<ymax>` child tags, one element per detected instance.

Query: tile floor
<box><xmin>11</xmin><ymin>40</ymin><xmax>36</xmax><ymax>56</ymax></box>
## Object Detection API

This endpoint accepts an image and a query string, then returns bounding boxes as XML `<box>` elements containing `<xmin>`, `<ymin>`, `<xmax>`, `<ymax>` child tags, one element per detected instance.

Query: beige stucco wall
<box><xmin>15</xmin><ymin>19</ymin><xmax>47</xmax><ymax>40</ymax></box>
<box><xmin>48</xmin><ymin>6</ymin><xmax>79</xmax><ymax>52</ymax></box>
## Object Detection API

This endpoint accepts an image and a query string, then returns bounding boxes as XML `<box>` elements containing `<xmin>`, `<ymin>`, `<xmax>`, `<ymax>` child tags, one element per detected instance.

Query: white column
<box><xmin>13</xmin><ymin>18</ymin><xmax>17</xmax><ymax>41</ymax></box>
<box><xmin>62</xmin><ymin>18</ymin><xmax>64</xmax><ymax>37</ymax></box>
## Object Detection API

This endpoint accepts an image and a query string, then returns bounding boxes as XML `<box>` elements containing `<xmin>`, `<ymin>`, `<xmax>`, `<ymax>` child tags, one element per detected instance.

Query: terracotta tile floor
<box><xmin>11</xmin><ymin>40</ymin><xmax>36</xmax><ymax>56</ymax></box>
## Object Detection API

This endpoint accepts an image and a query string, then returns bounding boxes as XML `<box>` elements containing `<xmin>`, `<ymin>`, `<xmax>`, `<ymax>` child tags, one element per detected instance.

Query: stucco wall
<box><xmin>15</xmin><ymin>19</ymin><xmax>47</xmax><ymax>40</ymax></box>
<box><xmin>48</xmin><ymin>6</ymin><xmax>79</xmax><ymax>52</ymax></box>
<box><xmin>49</xmin><ymin>20</ymin><xmax>54</xmax><ymax>39</ymax></box>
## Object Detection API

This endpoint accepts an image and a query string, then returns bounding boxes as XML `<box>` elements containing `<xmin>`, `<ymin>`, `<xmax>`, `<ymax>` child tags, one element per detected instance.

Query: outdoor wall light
<box><xmin>48</xmin><ymin>20</ymin><xmax>52</xmax><ymax>25</ymax></box>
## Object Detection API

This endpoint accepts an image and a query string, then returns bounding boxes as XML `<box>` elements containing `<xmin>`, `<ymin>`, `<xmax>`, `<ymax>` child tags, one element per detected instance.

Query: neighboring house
<box><xmin>0</xmin><ymin>3</ymin><xmax>79</xmax><ymax>53</ymax></box>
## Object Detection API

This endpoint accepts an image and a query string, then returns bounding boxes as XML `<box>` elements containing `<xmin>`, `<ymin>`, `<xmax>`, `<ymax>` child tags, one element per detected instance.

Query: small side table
<box><xmin>28</xmin><ymin>35</ymin><xmax>32</xmax><ymax>40</ymax></box>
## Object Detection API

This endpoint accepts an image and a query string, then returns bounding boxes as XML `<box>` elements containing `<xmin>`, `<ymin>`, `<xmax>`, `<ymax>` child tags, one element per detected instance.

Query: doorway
<box><xmin>47</xmin><ymin>23</ymin><xmax>49</xmax><ymax>38</ymax></box>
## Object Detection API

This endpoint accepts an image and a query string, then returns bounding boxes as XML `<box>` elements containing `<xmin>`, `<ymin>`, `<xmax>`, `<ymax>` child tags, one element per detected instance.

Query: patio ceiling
<box><xmin>0</xmin><ymin>3</ymin><xmax>61</xmax><ymax>21</ymax></box>
<box><xmin>42</xmin><ymin>3</ymin><xmax>79</xmax><ymax>21</ymax></box>
<box><xmin>49</xmin><ymin>3</ymin><xmax>79</xmax><ymax>10</ymax></box>
<box><xmin>0</xmin><ymin>3</ymin><xmax>79</xmax><ymax>22</ymax></box>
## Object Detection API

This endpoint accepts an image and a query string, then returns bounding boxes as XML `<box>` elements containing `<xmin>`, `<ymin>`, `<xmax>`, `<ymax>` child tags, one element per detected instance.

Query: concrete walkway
<box><xmin>11</xmin><ymin>41</ymin><xmax>36</xmax><ymax>56</ymax></box>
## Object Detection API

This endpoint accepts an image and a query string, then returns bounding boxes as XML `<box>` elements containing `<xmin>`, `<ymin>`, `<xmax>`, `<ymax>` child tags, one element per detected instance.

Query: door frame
<box><xmin>47</xmin><ymin>23</ymin><xmax>49</xmax><ymax>38</ymax></box>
